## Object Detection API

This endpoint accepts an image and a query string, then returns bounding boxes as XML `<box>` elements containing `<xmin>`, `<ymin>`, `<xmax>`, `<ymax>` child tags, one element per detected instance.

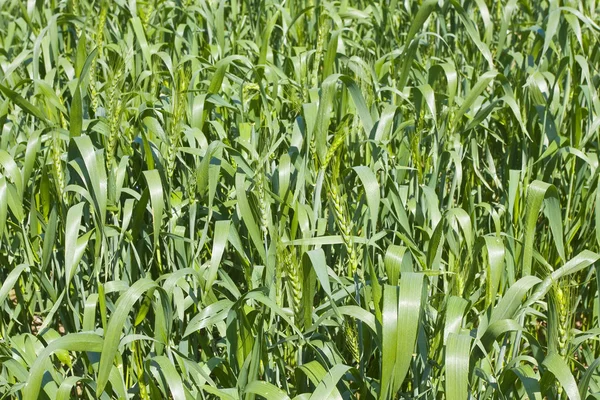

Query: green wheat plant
<box><xmin>1</xmin><ymin>0</ymin><xmax>600</xmax><ymax>399</ymax></box>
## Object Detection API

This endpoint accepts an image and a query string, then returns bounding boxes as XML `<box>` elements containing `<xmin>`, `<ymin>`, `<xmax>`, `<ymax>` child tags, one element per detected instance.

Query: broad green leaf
<box><xmin>323</xmin><ymin>31</ymin><xmax>340</xmax><ymax>78</ymax></box>
<box><xmin>151</xmin><ymin>355</ymin><xmax>186</xmax><ymax>400</ymax></box>
<box><xmin>522</xmin><ymin>180</ymin><xmax>564</xmax><ymax>276</ymax></box>
<box><xmin>206</xmin><ymin>220</ymin><xmax>231</xmax><ymax>290</ymax></box>
<box><xmin>96</xmin><ymin>278</ymin><xmax>159</xmax><ymax>395</ymax></box>
<box><xmin>305</xmin><ymin>249</ymin><xmax>333</xmax><ymax>298</ymax></box>
<box><xmin>405</xmin><ymin>0</ymin><xmax>437</xmax><ymax>45</ymax></box>
<box><xmin>308</xmin><ymin>364</ymin><xmax>351</xmax><ymax>400</ymax></box>
<box><xmin>478</xmin><ymin>236</ymin><xmax>504</xmax><ymax>309</ymax></box>
<box><xmin>353</xmin><ymin>166</ymin><xmax>380</xmax><ymax>230</ymax></box>
<box><xmin>235</xmin><ymin>173</ymin><xmax>266</xmax><ymax>263</ymax></box>
<box><xmin>131</xmin><ymin>17</ymin><xmax>152</xmax><ymax>67</ymax></box>
<box><xmin>395</xmin><ymin>273</ymin><xmax>424</xmax><ymax>389</ymax></box>
<box><xmin>64</xmin><ymin>202</ymin><xmax>91</xmax><ymax>289</ymax></box>
<box><xmin>56</xmin><ymin>376</ymin><xmax>88</xmax><ymax>400</ymax></box>
<box><xmin>450</xmin><ymin>0</ymin><xmax>494</xmax><ymax>68</ymax></box>
<box><xmin>510</xmin><ymin>365</ymin><xmax>542</xmax><ymax>400</ymax></box>
<box><xmin>444</xmin><ymin>296</ymin><xmax>468</xmax><ymax>344</ymax></box>
<box><xmin>542</xmin><ymin>353</ymin><xmax>580</xmax><ymax>400</ymax></box>
<box><xmin>416</xmin><ymin>84</ymin><xmax>437</xmax><ymax>126</ymax></box>
<box><xmin>245</xmin><ymin>381</ymin><xmax>291</xmax><ymax>400</ymax></box>
<box><xmin>23</xmin><ymin>333</ymin><xmax>103</xmax><ymax>400</ymax></box>
<box><xmin>23</xmin><ymin>130</ymin><xmax>41</xmax><ymax>190</ymax></box>
<box><xmin>0</xmin><ymin>150</ymin><xmax>23</xmax><ymax>200</ymax></box>
<box><xmin>384</xmin><ymin>245</ymin><xmax>407</xmax><ymax>286</ymax></box>
<box><xmin>0</xmin><ymin>263</ymin><xmax>28</xmax><ymax>306</ymax></box>
<box><xmin>525</xmin><ymin>251</ymin><xmax>600</xmax><ymax>308</ymax></box>
<box><xmin>579</xmin><ymin>357</ymin><xmax>600</xmax><ymax>399</ymax></box>
<box><xmin>380</xmin><ymin>273</ymin><xmax>424</xmax><ymax>399</ymax></box>
<box><xmin>455</xmin><ymin>71</ymin><xmax>497</xmax><ymax>122</ymax></box>
<box><xmin>69</xmin><ymin>86</ymin><xmax>82</xmax><ymax>137</ymax></box>
<box><xmin>41</xmin><ymin>207</ymin><xmax>58</xmax><ymax>271</ymax></box>
<box><xmin>71</xmin><ymin>136</ymin><xmax>107</xmax><ymax>225</ymax></box>
<box><xmin>446</xmin><ymin>333</ymin><xmax>471</xmax><ymax>400</ymax></box>
<box><xmin>143</xmin><ymin>169</ymin><xmax>164</xmax><ymax>254</ymax></box>
<box><xmin>184</xmin><ymin>300</ymin><xmax>234</xmax><ymax>338</ymax></box>
<box><xmin>0</xmin><ymin>83</ymin><xmax>48</xmax><ymax>123</ymax></box>
<box><xmin>489</xmin><ymin>276</ymin><xmax>541</xmax><ymax>325</ymax></box>
<box><xmin>314</xmin><ymin>74</ymin><xmax>374</xmax><ymax>164</ymax></box>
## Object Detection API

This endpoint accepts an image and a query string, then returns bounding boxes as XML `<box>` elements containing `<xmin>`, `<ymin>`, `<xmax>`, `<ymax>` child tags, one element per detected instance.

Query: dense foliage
<box><xmin>1</xmin><ymin>0</ymin><xmax>600</xmax><ymax>398</ymax></box>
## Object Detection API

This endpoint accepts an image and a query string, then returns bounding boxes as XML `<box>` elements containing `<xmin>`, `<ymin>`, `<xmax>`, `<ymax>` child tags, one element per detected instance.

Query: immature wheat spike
<box><xmin>242</xmin><ymin>82</ymin><xmax>259</xmax><ymax>101</ymax></box>
<box><xmin>329</xmin><ymin>157</ymin><xmax>358</xmax><ymax>277</ymax></box>
<box><xmin>450</xmin><ymin>251</ymin><xmax>465</xmax><ymax>298</ymax></box>
<box><xmin>89</xmin><ymin>72</ymin><xmax>98</xmax><ymax>114</ymax></box>
<box><xmin>329</xmin><ymin>181</ymin><xmax>358</xmax><ymax>277</ymax></box>
<box><xmin>255</xmin><ymin>167</ymin><xmax>270</xmax><ymax>236</ymax></box>
<box><xmin>281</xmin><ymin>245</ymin><xmax>302</xmax><ymax>327</ymax></box>
<box><xmin>133</xmin><ymin>340</ymin><xmax>149</xmax><ymax>400</ymax></box>
<box><xmin>59</xmin><ymin>104</ymin><xmax>68</xmax><ymax>131</ymax></box>
<box><xmin>106</xmin><ymin>67</ymin><xmax>124</xmax><ymax>170</ymax></box>
<box><xmin>551</xmin><ymin>282</ymin><xmax>572</xmax><ymax>398</ymax></box>
<box><xmin>95</xmin><ymin>4</ymin><xmax>108</xmax><ymax>56</ymax></box>
<box><xmin>350</xmin><ymin>111</ymin><xmax>360</xmax><ymax>146</ymax></box>
<box><xmin>275</xmin><ymin>256</ymin><xmax>283</xmax><ymax>307</ymax></box>
<box><xmin>301</xmin><ymin>53</ymin><xmax>309</xmax><ymax>103</ymax></box>
<box><xmin>311</xmin><ymin>16</ymin><xmax>326</xmax><ymax>88</ymax></box>
<box><xmin>359</xmin><ymin>64</ymin><xmax>374</xmax><ymax>109</ymax></box>
<box><xmin>72</xmin><ymin>13</ymin><xmax>81</xmax><ymax>54</ymax></box>
<box><xmin>322</xmin><ymin>126</ymin><xmax>348</xmax><ymax>171</ymax></box>
<box><xmin>283</xmin><ymin>341</ymin><xmax>297</xmax><ymax>370</ymax></box>
<box><xmin>188</xmin><ymin>169</ymin><xmax>197</xmax><ymax>205</ymax></box>
<box><xmin>483</xmin><ymin>265</ymin><xmax>492</xmax><ymax>309</ymax></box>
<box><xmin>52</xmin><ymin>131</ymin><xmax>65</xmax><ymax>198</ymax></box>
<box><xmin>290</xmin><ymin>83</ymin><xmax>303</xmax><ymax>114</ymax></box>
<box><xmin>150</xmin><ymin>73</ymin><xmax>159</xmax><ymax>99</ymax></box>
<box><xmin>344</xmin><ymin>317</ymin><xmax>360</xmax><ymax>364</ymax></box>
<box><xmin>309</xmin><ymin>132</ymin><xmax>318</xmax><ymax>169</ymax></box>
<box><xmin>142</xmin><ymin>0</ymin><xmax>155</xmax><ymax>28</ymax></box>
<box><xmin>555</xmin><ymin>284</ymin><xmax>570</xmax><ymax>358</ymax></box>
<box><xmin>123</xmin><ymin>126</ymin><xmax>134</xmax><ymax>155</ymax></box>
<box><xmin>90</xmin><ymin>3</ymin><xmax>108</xmax><ymax>114</ymax></box>
<box><xmin>329</xmin><ymin>180</ymin><xmax>350</xmax><ymax>243</ymax></box>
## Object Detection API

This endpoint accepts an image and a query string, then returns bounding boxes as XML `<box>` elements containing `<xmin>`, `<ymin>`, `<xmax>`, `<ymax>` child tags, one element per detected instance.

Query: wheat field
<box><xmin>1</xmin><ymin>0</ymin><xmax>600</xmax><ymax>399</ymax></box>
